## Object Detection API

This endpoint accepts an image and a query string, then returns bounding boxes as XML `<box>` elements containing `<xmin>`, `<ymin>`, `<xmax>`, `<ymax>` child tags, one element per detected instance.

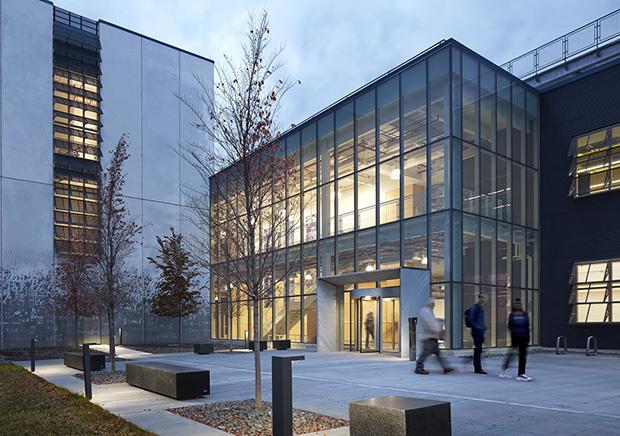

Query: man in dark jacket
<box><xmin>499</xmin><ymin>299</ymin><xmax>532</xmax><ymax>381</ymax></box>
<box><xmin>469</xmin><ymin>294</ymin><xmax>487</xmax><ymax>374</ymax></box>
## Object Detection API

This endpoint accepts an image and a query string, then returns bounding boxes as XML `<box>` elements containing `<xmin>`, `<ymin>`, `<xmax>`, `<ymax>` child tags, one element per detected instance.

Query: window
<box><xmin>320</xmin><ymin>182</ymin><xmax>335</xmax><ymax>237</ymax></box>
<box><xmin>357</xmin><ymin>166</ymin><xmax>376</xmax><ymax>229</ymax></box>
<box><xmin>496</xmin><ymin>75</ymin><xmax>511</xmax><ymax>157</ymax></box>
<box><xmin>318</xmin><ymin>114</ymin><xmax>335</xmax><ymax>184</ymax></box>
<box><xmin>403</xmin><ymin>217</ymin><xmax>427</xmax><ymax>268</ymax></box>
<box><xmin>336</xmin><ymin>103</ymin><xmax>354</xmax><ymax>177</ymax></box>
<box><xmin>403</xmin><ymin>147</ymin><xmax>427</xmax><ymax>218</ymax></box>
<box><xmin>53</xmin><ymin>171</ymin><xmax>99</xmax><ymax>254</ymax></box>
<box><xmin>286</xmin><ymin>133</ymin><xmax>301</xmax><ymax>196</ymax></box>
<box><xmin>303</xmin><ymin>243</ymin><xmax>317</xmax><ymax>294</ymax></box>
<box><xmin>401</xmin><ymin>61</ymin><xmax>426</xmax><ymax>151</ymax></box>
<box><xmin>430</xmin><ymin>141</ymin><xmax>450</xmax><ymax>211</ymax></box>
<box><xmin>430</xmin><ymin>211</ymin><xmax>450</xmax><ymax>282</ymax></box>
<box><xmin>569</xmin><ymin>123</ymin><xmax>620</xmax><ymax>198</ymax></box>
<box><xmin>379</xmin><ymin>158</ymin><xmax>400</xmax><ymax>224</ymax></box>
<box><xmin>378</xmin><ymin>77</ymin><xmax>400</xmax><ymax>160</ymax></box>
<box><xmin>462</xmin><ymin>54</ymin><xmax>479</xmax><ymax>144</ymax></box>
<box><xmin>462</xmin><ymin>144</ymin><xmax>479</xmax><ymax>214</ymax></box>
<box><xmin>357</xmin><ymin>228</ymin><xmax>376</xmax><ymax>272</ymax></box>
<box><xmin>337</xmin><ymin>174</ymin><xmax>355</xmax><ymax>234</ymax></box>
<box><xmin>379</xmin><ymin>223</ymin><xmax>400</xmax><ymax>269</ymax></box>
<box><xmin>428</xmin><ymin>49</ymin><xmax>450</xmax><ymax>142</ymax></box>
<box><xmin>356</xmin><ymin>91</ymin><xmax>376</xmax><ymax>170</ymax></box>
<box><xmin>303</xmin><ymin>189</ymin><xmax>317</xmax><ymax>242</ymax></box>
<box><xmin>337</xmin><ymin>233</ymin><xmax>355</xmax><ymax>274</ymax></box>
<box><xmin>570</xmin><ymin>259</ymin><xmax>620</xmax><ymax>324</ymax></box>
<box><xmin>480</xmin><ymin>64</ymin><xmax>496</xmax><ymax>149</ymax></box>
<box><xmin>301</xmin><ymin>123</ymin><xmax>317</xmax><ymax>190</ymax></box>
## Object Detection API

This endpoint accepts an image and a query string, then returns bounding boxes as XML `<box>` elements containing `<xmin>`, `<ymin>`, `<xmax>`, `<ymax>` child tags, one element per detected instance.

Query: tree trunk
<box><xmin>74</xmin><ymin>301</ymin><xmax>79</xmax><ymax>349</ymax></box>
<box><xmin>253</xmin><ymin>298</ymin><xmax>262</xmax><ymax>408</ymax></box>
<box><xmin>229</xmin><ymin>301</ymin><xmax>233</xmax><ymax>352</ymax></box>
<box><xmin>108</xmin><ymin>309</ymin><xmax>116</xmax><ymax>373</ymax></box>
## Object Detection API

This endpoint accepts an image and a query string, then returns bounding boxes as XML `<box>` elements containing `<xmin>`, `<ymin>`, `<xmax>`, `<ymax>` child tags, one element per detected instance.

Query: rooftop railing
<box><xmin>501</xmin><ymin>9</ymin><xmax>620</xmax><ymax>79</ymax></box>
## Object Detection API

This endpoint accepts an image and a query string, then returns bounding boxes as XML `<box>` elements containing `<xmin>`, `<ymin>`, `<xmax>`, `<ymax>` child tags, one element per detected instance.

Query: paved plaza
<box><xmin>21</xmin><ymin>348</ymin><xmax>620</xmax><ymax>435</ymax></box>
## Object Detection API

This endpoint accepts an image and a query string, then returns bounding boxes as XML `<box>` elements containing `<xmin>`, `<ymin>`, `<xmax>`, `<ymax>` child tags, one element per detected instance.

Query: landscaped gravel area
<box><xmin>169</xmin><ymin>399</ymin><xmax>348</xmax><ymax>435</ymax></box>
<box><xmin>74</xmin><ymin>370</ymin><xmax>126</xmax><ymax>384</ymax></box>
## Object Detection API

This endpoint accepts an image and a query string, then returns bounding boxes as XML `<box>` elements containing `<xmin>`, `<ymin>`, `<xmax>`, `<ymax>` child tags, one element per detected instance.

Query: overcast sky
<box><xmin>55</xmin><ymin>0</ymin><xmax>618</xmax><ymax>129</ymax></box>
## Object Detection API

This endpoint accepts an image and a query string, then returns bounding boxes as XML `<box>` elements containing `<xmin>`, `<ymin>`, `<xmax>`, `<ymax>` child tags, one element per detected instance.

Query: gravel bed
<box><xmin>169</xmin><ymin>399</ymin><xmax>348</xmax><ymax>435</ymax></box>
<box><xmin>73</xmin><ymin>370</ymin><xmax>126</xmax><ymax>384</ymax></box>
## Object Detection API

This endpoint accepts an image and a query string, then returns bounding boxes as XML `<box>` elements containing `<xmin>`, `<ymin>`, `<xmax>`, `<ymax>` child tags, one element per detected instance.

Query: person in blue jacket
<box><xmin>499</xmin><ymin>299</ymin><xmax>532</xmax><ymax>381</ymax></box>
<box><xmin>469</xmin><ymin>294</ymin><xmax>487</xmax><ymax>374</ymax></box>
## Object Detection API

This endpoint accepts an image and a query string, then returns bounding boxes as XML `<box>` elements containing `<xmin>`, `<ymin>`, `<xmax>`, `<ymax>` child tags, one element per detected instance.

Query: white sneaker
<box><xmin>516</xmin><ymin>374</ymin><xmax>532</xmax><ymax>382</ymax></box>
<box><xmin>499</xmin><ymin>370</ymin><xmax>511</xmax><ymax>378</ymax></box>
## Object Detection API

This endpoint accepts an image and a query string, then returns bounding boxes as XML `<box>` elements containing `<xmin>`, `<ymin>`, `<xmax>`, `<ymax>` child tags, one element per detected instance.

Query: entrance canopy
<box><xmin>319</xmin><ymin>267</ymin><xmax>401</xmax><ymax>286</ymax></box>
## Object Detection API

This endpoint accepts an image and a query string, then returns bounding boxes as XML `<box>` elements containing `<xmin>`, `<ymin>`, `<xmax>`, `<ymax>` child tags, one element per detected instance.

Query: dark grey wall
<box><xmin>539</xmin><ymin>61</ymin><xmax>620</xmax><ymax>350</ymax></box>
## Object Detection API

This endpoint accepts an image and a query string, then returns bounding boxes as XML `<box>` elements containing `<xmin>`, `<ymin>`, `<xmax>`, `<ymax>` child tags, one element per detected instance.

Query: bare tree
<box><xmin>53</xmin><ymin>231</ymin><xmax>98</xmax><ymax>348</ymax></box>
<box><xmin>91</xmin><ymin>135</ymin><xmax>141</xmax><ymax>372</ymax></box>
<box><xmin>180</xmin><ymin>11</ymin><xmax>299</xmax><ymax>407</ymax></box>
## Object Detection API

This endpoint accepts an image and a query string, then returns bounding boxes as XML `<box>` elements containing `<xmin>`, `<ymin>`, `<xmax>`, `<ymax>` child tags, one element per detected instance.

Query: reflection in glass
<box><xmin>301</xmin><ymin>123</ymin><xmax>317</xmax><ymax>190</ymax></box>
<box><xmin>431</xmin><ymin>212</ymin><xmax>450</xmax><ymax>282</ymax></box>
<box><xmin>378</xmin><ymin>77</ymin><xmax>400</xmax><ymax>160</ymax></box>
<box><xmin>512</xmin><ymin>84</ymin><xmax>526</xmax><ymax>163</ymax></box>
<box><xmin>404</xmin><ymin>147</ymin><xmax>427</xmax><ymax>218</ymax></box>
<box><xmin>318</xmin><ymin>238</ymin><xmax>335</xmax><ymax>276</ymax></box>
<box><xmin>430</xmin><ymin>141</ymin><xmax>450</xmax><ymax>211</ymax></box>
<box><xmin>497</xmin><ymin>74</ymin><xmax>511</xmax><ymax>157</ymax></box>
<box><xmin>303</xmin><ymin>189</ymin><xmax>317</xmax><ymax>242</ymax></box>
<box><xmin>337</xmin><ymin>233</ymin><xmax>355</xmax><ymax>274</ymax></box>
<box><xmin>462</xmin><ymin>53</ymin><xmax>479</xmax><ymax>144</ymax></box>
<box><xmin>462</xmin><ymin>144</ymin><xmax>479</xmax><ymax>214</ymax></box>
<box><xmin>318</xmin><ymin>113</ymin><xmax>335</xmax><ymax>184</ymax></box>
<box><xmin>357</xmin><ymin>228</ymin><xmax>376</xmax><ymax>272</ymax></box>
<box><xmin>480</xmin><ymin>64</ymin><xmax>496</xmax><ymax>149</ymax></box>
<box><xmin>403</xmin><ymin>216</ymin><xmax>427</xmax><ymax>268</ymax></box>
<box><xmin>379</xmin><ymin>222</ymin><xmax>400</xmax><ymax>269</ymax></box>
<box><xmin>428</xmin><ymin>49</ymin><xmax>450</xmax><ymax>142</ymax></box>
<box><xmin>401</xmin><ymin>61</ymin><xmax>426</xmax><ymax>151</ymax></box>
<box><xmin>480</xmin><ymin>150</ymin><xmax>496</xmax><ymax>218</ymax></box>
<box><xmin>496</xmin><ymin>157</ymin><xmax>511</xmax><ymax>221</ymax></box>
<box><xmin>336</xmin><ymin>103</ymin><xmax>354</xmax><ymax>177</ymax></box>
<box><xmin>463</xmin><ymin>214</ymin><xmax>479</xmax><ymax>283</ymax></box>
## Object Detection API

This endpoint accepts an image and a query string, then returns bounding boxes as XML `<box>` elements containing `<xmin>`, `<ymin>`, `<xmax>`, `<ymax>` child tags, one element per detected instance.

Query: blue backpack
<box><xmin>464</xmin><ymin>306</ymin><xmax>474</xmax><ymax>328</ymax></box>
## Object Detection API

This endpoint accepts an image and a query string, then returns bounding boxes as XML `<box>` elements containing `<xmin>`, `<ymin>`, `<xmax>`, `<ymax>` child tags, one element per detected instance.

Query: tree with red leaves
<box><xmin>148</xmin><ymin>228</ymin><xmax>201</xmax><ymax>344</ymax></box>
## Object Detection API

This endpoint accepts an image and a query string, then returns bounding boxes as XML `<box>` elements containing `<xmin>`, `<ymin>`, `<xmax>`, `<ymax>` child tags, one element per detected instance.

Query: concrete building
<box><xmin>0</xmin><ymin>0</ymin><xmax>213</xmax><ymax>348</ymax></box>
<box><xmin>210</xmin><ymin>9</ymin><xmax>620</xmax><ymax>354</ymax></box>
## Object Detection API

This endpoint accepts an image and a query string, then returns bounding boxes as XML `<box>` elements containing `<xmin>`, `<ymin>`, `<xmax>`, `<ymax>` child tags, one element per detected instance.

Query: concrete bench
<box><xmin>126</xmin><ymin>361</ymin><xmax>210</xmax><ymax>400</ymax></box>
<box><xmin>63</xmin><ymin>351</ymin><xmax>106</xmax><ymax>372</ymax></box>
<box><xmin>272</xmin><ymin>339</ymin><xmax>291</xmax><ymax>350</ymax></box>
<box><xmin>349</xmin><ymin>396</ymin><xmax>451</xmax><ymax>436</ymax></box>
<box><xmin>193</xmin><ymin>343</ymin><xmax>214</xmax><ymax>354</ymax></box>
<box><xmin>248</xmin><ymin>340</ymin><xmax>267</xmax><ymax>351</ymax></box>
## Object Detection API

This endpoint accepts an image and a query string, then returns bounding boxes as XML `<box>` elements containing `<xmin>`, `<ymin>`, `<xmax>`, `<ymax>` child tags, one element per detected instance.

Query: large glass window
<box><xmin>462</xmin><ymin>144</ymin><xmax>479</xmax><ymax>214</ymax></box>
<box><xmin>428</xmin><ymin>49</ymin><xmax>450</xmax><ymax>142</ymax></box>
<box><xmin>401</xmin><ymin>61</ymin><xmax>426</xmax><ymax>151</ymax></box>
<box><xmin>274</xmin><ymin>298</ymin><xmax>286</xmax><ymax>340</ymax></box>
<box><xmin>480</xmin><ymin>150</ymin><xmax>496</xmax><ymax>218</ymax></box>
<box><xmin>430</xmin><ymin>212</ymin><xmax>450</xmax><ymax>282</ymax></box>
<box><xmin>303</xmin><ymin>243</ymin><xmax>317</xmax><ymax>294</ymax></box>
<box><xmin>569</xmin><ymin>123</ymin><xmax>620</xmax><ymax>198</ymax></box>
<box><xmin>430</xmin><ymin>141</ymin><xmax>450</xmax><ymax>211</ymax></box>
<box><xmin>287</xmin><ymin>195</ymin><xmax>301</xmax><ymax>246</ymax></box>
<box><xmin>379</xmin><ymin>158</ymin><xmax>400</xmax><ymax>224</ymax></box>
<box><xmin>403</xmin><ymin>147</ymin><xmax>427</xmax><ymax>218</ymax></box>
<box><xmin>320</xmin><ymin>182</ymin><xmax>335</xmax><ymax>238</ymax></box>
<box><xmin>303</xmin><ymin>295</ymin><xmax>317</xmax><ymax>343</ymax></box>
<box><xmin>337</xmin><ymin>174</ymin><xmax>355</xmax><ymax>234</ymax></box>
<box><xmin>570</xmin><ymin>259</ymin><xmax>620</xmax><ymax>324</ymax></box>
<box><xmin>463</xmin><ymin>214</ymin><xmax>479</xmax><ymax>283</ymax></box>
<box><xmin>497</xmin><ymin>223</ymin><xmax>511</xmax><ymax>287</ymax></box>
<box><xmin>286</xmin><ymin>133</ymin><xmax>301</xmax><ymax>196</ymax></box>
<box><xmin>512</xmin><ymin>163</ymin><xmax>526</xmax><ymax>226</ymax></box>
<box><xmin>318</xmin><ymin>238</ymin><xmax>335</xmax><ymax>276</ymax></box>
<box><xmin>511</xmin><ymin>84</ymin><xmax>526</xmax><ymax>163</ymax></box>
<box><xmin>356</xmin><ymin>90</ymin><xmax>376</xmax><ymax>170</ymax></box>
<box><xmin>462</xmin><ymin>54</ymin><xmax>479</xmax><ymax>144</ymax></box>
<box><xmin>496</xmin><ymin>157</ymin><xmax>511</xmax><ymax>221</ymax></box>
<box><xmin>403</xmin><ymin>216</ymin><xmax>427</xmax><ymax>268</ymax></box>
<box><xmin>480</xmin><ymin>218</ymin><xmax>496</xmax><ymax>285</ymax></box>
<box><xmin>357</xmin><ymin>166</ymin><xmax>376</xmax><ymax>229</ymax></box>
<box><xmin>378</xmin><ymin>77</ymin><xmax>400</xmax><ymax>160</ymax></box>
<box><xmin>336</xmin><ymin>103</ymin><xmax>354</xmax><ymax>177</ymax></box>
<box><xmin>480</xmin><ymin>64</ymin><xmax>496</xmax><ymax>149</ymax></box>
<box><xmin>288</xmin><ymin>296</ymin><xmax>301</xmax><ymax>342</ymax></box>
<box><xmin>496</xmin><ymin>74</ymin><xmax>511</xmax><ymax>157</ymax></box>
<box><xmin>512</xmin><ymin>226</ymin><xmax>526</xmax><ymax>289</ymax></box>
<box><xmin>301</xmin><ymin>123</ymin><xmax>317</xmax><ymax>190</ymax></box>
<box><xmin>337</xmin><ymin>233</ymin><xmax>355</xmax><ymax>274</ymax></box>
<box><xmin>526</xmin><ymin>91</ymin><xmax>539</xmax><ymax>168</ymax></box>
<box><xmin>318</xmin><ymin>113</ymin><xmax>335</xmax><ymax>184</ymax></box>
<box><xmin>357</xmin><ymin>228</ymin><xmax>376</xmax><ymax>272</ymax></box>
<box><xmin>379</xmin><ymin>222</ymin><xmax>400</xmax><ymax>269</ymax></box>
<box><xmin>303</xmin><ymin>189</ymin><xmax>317</xmax><ymax>242</ymax></box>
<box><xmin>287</xmin><ymin>246</ymin><xmax>301</xmax><ymax>296</ymax></box>
<box><xmin>526</xmin><ymin>168</ymin><xmax>538</xmax><ymax>229</ymax></box>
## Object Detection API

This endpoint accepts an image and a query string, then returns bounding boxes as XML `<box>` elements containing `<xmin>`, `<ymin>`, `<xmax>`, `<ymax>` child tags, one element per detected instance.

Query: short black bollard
<box><xmin>82</xmin><ymin>342</ymin><xmax>97</xmax><ymax>400</ymax></box>
<box><xmin>272</xmin><ymin>355</ymin><xmax>305</xmax><ymax>436</ymax></box>
<box><xmin>30</xmin><ymin>338</ymin><xmax>37</xmax><ymax>372</ymax></box>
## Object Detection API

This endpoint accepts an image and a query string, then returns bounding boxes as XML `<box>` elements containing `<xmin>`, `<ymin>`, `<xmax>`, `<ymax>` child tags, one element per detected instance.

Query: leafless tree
<box><xmin>90</xmin><ymin>135</ymin><xmax>142</xmax><ymax>372</ymax></box>
<box><xmin>180</xmin><ymin>10</ymin><xmax>299</xmax><ymax>407</ymax></box>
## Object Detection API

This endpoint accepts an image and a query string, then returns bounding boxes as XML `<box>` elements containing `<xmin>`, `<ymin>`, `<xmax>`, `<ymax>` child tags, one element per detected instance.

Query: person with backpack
<box><xmin>415</xmin><ymin>298</ymin><xmax>454</xmax><ymax>375</ymax></box>
<box><xmin>465</xmin><ymin>294</ymin><xmax>487</xmax><ymax>374</ymax></box>
<box><xmin>499</xmin><ymin>299</ymin><xmax>532</xmax><ymax>381</ymax></box>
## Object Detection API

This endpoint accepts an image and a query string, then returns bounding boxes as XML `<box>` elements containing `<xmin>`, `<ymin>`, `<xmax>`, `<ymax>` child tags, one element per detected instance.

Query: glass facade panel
<box><xmin>401</xmin><ymin>61</ymin><xmax>426</xmax><ymax>151</ymax></box>
<box><xmin>403</xmin><ymin>216</ymin><xmax>427</xmax><ymax>268</ymax></box>
<box><xmin>403</xmin><ymin>147</ymin><xmax>427</xmax><ymax>218</ymax></box>
<box><xmin>318</xmin><ymin>238</ymin><xmax>335</xmax><ymax>276</ymax></box>
<box><xmin>463</xmin><ymin>214</ymin><xmax>479</xmax><ymax>283</ymax></box>
<box><xmin>337</xmin><ymin>174</ymin><xmax>355</xmax><ymax>234</ymax></box>
<box><xmin>336</xmin><ymin>103</ymin><xmax>354</xmax><ymax>177</ymax></box>
<box><xmin>357</xmin><ymin>166</ymin><xmax>376</xmax><ymax>229</ymax></box>
<box><xmin>511</xmin><ymin>84</ymin><xmax>526</xmax><ymax>163</ymax></box>
<box><xmin>379</xmin><ymin>158</ymin><xmax>400</xmax><ymax>224</ymax></box>
<box><xmin>480</xmin><ymin>150</ymin><xmax>496</xmax><ymax>218</ymax></box>
<box><xmin>303</xmin><ymin>295</ymin><xmax>317</xmax><ymax>343</ymax></box>
<box><xmin>379</xmin><ymin>222</ymin><xmax>400</xmax><ymax>269</ymax></box>
<box><xmin>496</xmin><ymin>74</ymin><xmax>511</xmax><ymax>157</ymax></box>
<box><xmin>286</xmin><ymin>133</ymin><xmax>301</xmax><ymax>196</ymax></box>
<box><xmin>357</xmin><ymin>228</ymin><xmax>376</xmax><ymax>272</ymax></box>
<box><xmin>337</xmin><ymin>233</ymin><xmax>354</xmax><ymax>274</ymax></box>
<box><xmin>512</xmin><ymin>163</ymin><xmax>526</xmax><ymax>226</ymax></box>
<box><xmin>431</xmin><ymin>212</ymin><xmax>450</xmax><ymax>282</ymax></box>
<box><xmin>462</xmin><ymin>144</ymin><xmax>479</xmax><ymax>214</ymax></box>
<box><xmin>378</xmin><ymin>77</ymin><xmax>400</xmax><ymax>160</ymax></box>
<box><xmin>480</xmin><ymin>64</ymin><xmax>496</xmax><ymax>149</ymax></box>
<box><xmin>481</xmin><ymin>218</ymin><xmax>496</xmax><ymax>285</ymax></box>
<box><xmin>318</xmin><ymin>113</ymin><xmax>335</xmax><ymax>184</ymax></box>
<box><xmin>302</xmin><ymin>123</ymin><xmax>317</xmax><ymax>190</ymax></box>
<box><xmin>287</xmin><ymin>246</ymin><xmax>301</xmax><ymax>296</ymax></box>
<box><xmin>303</xmin><ymin>242</ymin><xmax>317</xmax><ymax>294</ymax></box>
<box><xmin>428</xmin><ymin>49</ymin><xmax>450</xmax><ymax>142</ymax></box>
<box><xmin>526</xmin><ymin>91</ymin><xmax>539</xmax><ymax>168</ymax></box>
<box><xmin>430</xmin><ymin>141</ymin><xmax>450</xmax><ymax>211</ymax></box>
<box><xmin>512</xmin><ymin>226</ymin><xmax>526</xmax><ymax>289</ymax></box>
<box><xmin>303</xmin><ymin>188</ymin><xmax>317</xmax><ymax>242</ymax></box>
<box><xmin>462</xmin><ymin>54</ymin><xmax>479</xmax><ymax>144</ymax></box>
<box><xmin>356</xmin><ymin>90</ymin><xmax>376</xmax><ymax>170</ymax></box>
<box><xmin>320</xmin><ymin>182</ymin><xmax>335</xmax><ymax>237</ymax></box>
<box><xmin>496</xmin><ymin>157</ymin><xmax>511</xmax><ymax>221</ymax></box>
<box><xmin>288</xmin><ymin>297</ymin><xmax>301</xmax><ymax>342</ymax></box>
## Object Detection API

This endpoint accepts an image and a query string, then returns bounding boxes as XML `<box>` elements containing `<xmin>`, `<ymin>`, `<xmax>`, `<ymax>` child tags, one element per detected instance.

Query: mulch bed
<box><xmin>168</xmin><ymin>399</ymin><xmax>348</xmax><ymax>435</ymax></box>
<box><xmin>74</xmin><ymin>370</ymin><xmax>126</xmax><ymax>385</ymax></box>
<box><xmin>0</xmin><ymin>347</ymin><xmax>126</xmax><ymax>362</ymax></box>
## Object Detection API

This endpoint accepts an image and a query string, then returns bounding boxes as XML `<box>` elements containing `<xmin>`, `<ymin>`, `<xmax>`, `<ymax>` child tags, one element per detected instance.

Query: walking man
<box><xmin>364</xmin><ymin>311</ymin><xmax>375</xmax><ymax>349</ymax></box>
<box><xmin>415</xmin><ymin>298</ymin><xmax>453</xmax><ymax>375</ymax></box>
<box><xmin>499</xmin><ymin>299</ymin><xmax>532</xmax><ymax>381</ymax></box>
<box><xmin>467</xmin><ymin>294</ymin><xmax>487</xmax><ymax>374</ymax></box>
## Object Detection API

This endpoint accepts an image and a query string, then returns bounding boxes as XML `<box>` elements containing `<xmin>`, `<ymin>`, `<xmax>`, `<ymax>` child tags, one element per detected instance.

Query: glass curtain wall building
<box><xmin>210</xmin><ymin>40</ymin><xmax>540</xmax><ymax>352</ymax></box>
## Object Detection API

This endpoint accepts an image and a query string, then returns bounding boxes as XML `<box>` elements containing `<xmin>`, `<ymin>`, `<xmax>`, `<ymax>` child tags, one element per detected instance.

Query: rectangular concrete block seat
<box><xmin>126</xmin><ymin>361</ymin><xmax>210</xmax><ymax>400</ymax></box>
<box><xmin>272</xmin><ymin>339</ymin><xmax>291</xmax><ymax>350</ymax></box>
<box><xmin>193</xmin><ymin>343</ymin><xmax>214</xmax><ymax>354</ymax></box>
<box><xmin>349</xmin><ymin>396</ymin><xmax>451</xmax><ymax>436</ymax></box>
<box><xmin>63</xmin><ymin>351</ymin><xmax>106</xmax><ymax>371</ymax></box>
<box><xmin>248</xmin><ymin>340</ymin><xmax>267</xmax><ymax>351</ymax></box>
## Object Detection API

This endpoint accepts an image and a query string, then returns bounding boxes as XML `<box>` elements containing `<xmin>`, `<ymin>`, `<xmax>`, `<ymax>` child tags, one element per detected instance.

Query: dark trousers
<box><xmin>416</xmin><ymin>338</ymin><xmax>448</xmax><ymax>370</ymax></box>
<box><xmin>502</xmin><ymin>336</ymin><xmax>529</xmax><ymax>375</ymax></box>
<box><xmin>472</xmin><ymin>330</ymin><xmax>484</xmax><ymax>371</ymax></box>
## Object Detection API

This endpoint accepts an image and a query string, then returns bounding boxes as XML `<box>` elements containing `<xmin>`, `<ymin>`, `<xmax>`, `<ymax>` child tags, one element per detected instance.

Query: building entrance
<box><xmin>346</xmin><ymin>296</ymin><xmax>400</xmax><ymax>353</ymax></box>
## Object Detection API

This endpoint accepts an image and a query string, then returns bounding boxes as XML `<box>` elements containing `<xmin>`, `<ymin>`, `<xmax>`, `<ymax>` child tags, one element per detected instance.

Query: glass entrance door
<box><xmin>359</xmin><ymin>298</ymin><xmax>379</xmax><ymax>352</ymax></box>
<box><xmin>381</xmin><ymin>298</ymin><xmax>400</xmax><ymax>352</ymax></box>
